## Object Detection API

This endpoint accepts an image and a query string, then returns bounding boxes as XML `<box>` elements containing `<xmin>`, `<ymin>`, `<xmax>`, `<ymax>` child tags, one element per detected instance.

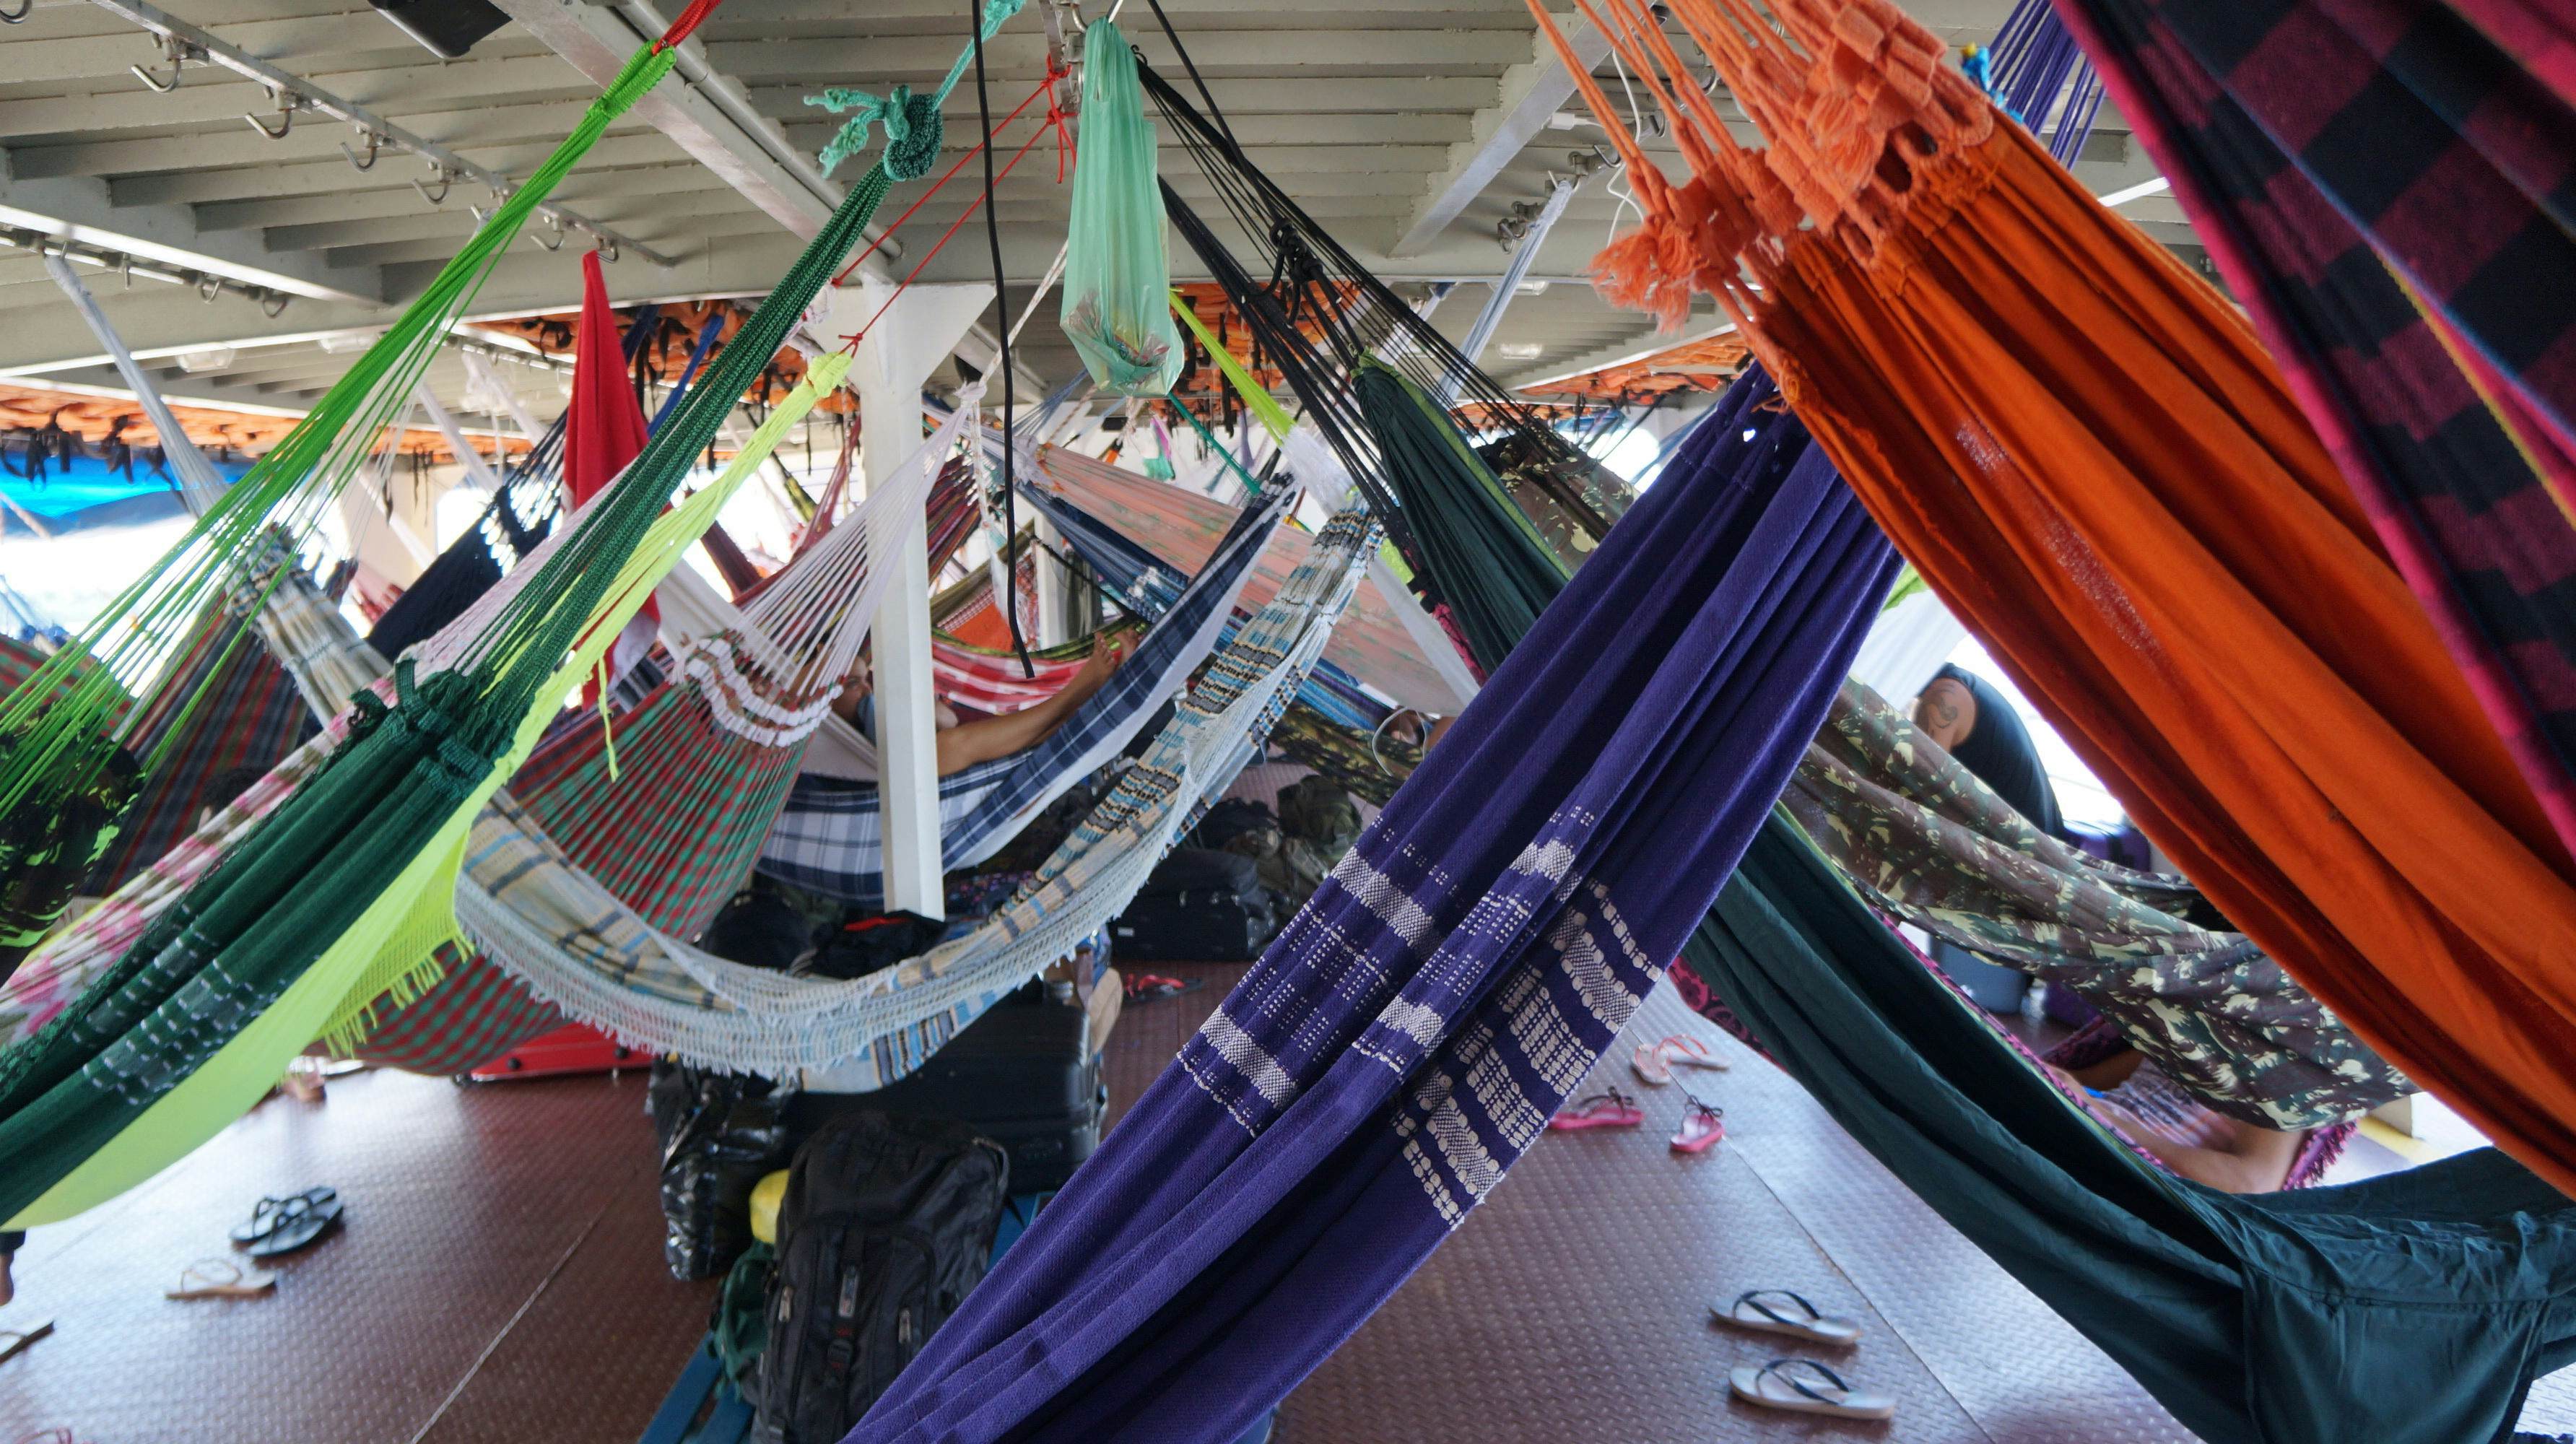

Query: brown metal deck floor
<box><xmin>2</xmin><ymin>964</ymin><xmax>2567</xmax><ymax>1443</ymax></box>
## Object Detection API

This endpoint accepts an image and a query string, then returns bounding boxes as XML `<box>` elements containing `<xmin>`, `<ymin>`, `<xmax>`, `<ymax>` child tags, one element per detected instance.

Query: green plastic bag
<box><xmin>1061</xmin><ymin>20</ymin><xmax>1183</xmax><ymax>395</ymax></box>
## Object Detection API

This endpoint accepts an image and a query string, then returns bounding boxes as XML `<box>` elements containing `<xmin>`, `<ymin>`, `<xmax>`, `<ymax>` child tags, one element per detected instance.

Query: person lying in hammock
<box><xmin>2045</xmin><ymin>1045</ymin><xmax>2323</xmax><ymax>1193</ymax></box>
<box><xmin>832</xmin><ymin>626</ymin><xmax>1137</xmax><ymax>777</ymax></box>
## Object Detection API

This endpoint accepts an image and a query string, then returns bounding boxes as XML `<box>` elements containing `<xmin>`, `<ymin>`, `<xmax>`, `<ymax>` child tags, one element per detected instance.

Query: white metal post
<box><xmin>835</xmin><ymin>275</ymin><xmax>993</xmax><ymax>921</ymax></box>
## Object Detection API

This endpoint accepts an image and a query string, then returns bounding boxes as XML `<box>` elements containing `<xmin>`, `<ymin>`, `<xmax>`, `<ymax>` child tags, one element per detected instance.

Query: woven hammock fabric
<box><xmin>0</xmin><ymin>103</ymin><xmax>904</xmax><ymax>1221</ymax></box>
<box><xmin>0</xmin><ymin>40</ymin><xmax>679</xmax><ymax>952</ymax></box>
<box><xmin>1015</xmin><ymin>441</ymin><xmax>1458</xmax><ymax>716</ymax></box>
<box><xmin>453</xmin><ymin>505</ymin><xmax>1372</xmax><ymax>1079</ymax></box>
<box><xmin>2050</xmin><ymin>0</ymin><xmax>2576</xmax><ymax>861</ymax></box>
<box><xmin>1533</xmin><ymin>0</ymin><xmax>2576</xmax><ymax>1196</ymax></box>
<box><xmin>852</xmin><ymin>372</ymin><xmax>1897</xmax><ymax>1444</ymax></box>
<box><xmin>83</xmin><ymin>606</ymin><xmax>309</xmax><ymax>895</ymax></box>
<box><xmin>757</xmin><ymin>481</ymin><xmax>1289</xmax><ymax>905</ymax></box>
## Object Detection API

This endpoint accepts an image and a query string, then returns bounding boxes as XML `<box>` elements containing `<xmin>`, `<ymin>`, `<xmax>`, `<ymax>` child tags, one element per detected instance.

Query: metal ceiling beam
<box><xmin>0</xmin><ymin>157</ymin><xmax>387</xmax><ymax>303</ymax></box>
<box><xmin>0</xmin><ymin>236</ymin><xmax>819</xmax><ymax>373</ymax></box>
<box><xmin>489</xmin><ymin>0</ymin><xmax>849</xmax><ymax>243</ymax></box>
<box><xmin>703</xmin><ymin>29</ymin><xmax>1532</xmax><ymax>79</ymax></box>
<box><xmin>741</xmin><ymin>76</ymin><xmax>1500</xmax><ymax>118</ymax></box>
<box><xmin>1391</xmin><ymin>8</ymin><xmax>1606</xmax><ymax>257</ymax></box>
<box><xmin>0</xmin><ymin>54</ymin><xmax>591</xmax><ymax>140</ymax></box>
<box><xmin>81</xmin><ymin>0</ymin><xmax>678</xmax><ymax>266</ymax></box>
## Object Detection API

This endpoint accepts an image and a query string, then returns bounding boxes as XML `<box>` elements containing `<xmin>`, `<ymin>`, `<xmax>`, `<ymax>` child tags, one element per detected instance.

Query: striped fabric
<box><xmin>2054</xmin><ymin>0</ymin><xmax>2576</xmax><ymax>851</ymax></box>
<box><xmin>931</xmin><ymin>639</ymin><xmax>1086</xmax><ymax>714</ymax></box>
<box><xmin>758</xmin><ymin>484</ymin><xmax>1291</xmax><ymax>904</ymax></box>
<box><xmin>87</xmin><ymin>606</ymin><xmax>310</xmax><ymax>893</ymax></box>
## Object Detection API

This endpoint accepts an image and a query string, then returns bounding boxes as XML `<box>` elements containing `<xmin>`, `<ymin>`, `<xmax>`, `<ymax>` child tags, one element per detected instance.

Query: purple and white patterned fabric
<box><xmin>850</xmin><ymin>393</ymin><xmax>1897</xmax><ymax>1444</ymax></box>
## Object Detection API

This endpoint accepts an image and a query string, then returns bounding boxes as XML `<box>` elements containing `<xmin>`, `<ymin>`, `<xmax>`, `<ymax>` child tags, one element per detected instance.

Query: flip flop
<box><xmin>1715</xmin><ymin>1289</ymin><xmax>1862</xmax><ymax>1347</ymax></box>
<box><xmin>166</xmin><ymin>1259</ymin><xmax>276</xmax><ymax>1300</ymax></box>
<box><xmin>1123</xmin><ymin>973</ymin><xmax>1202</xmax><ymax>1001</ymax></box>
<box><xmin>229</xmin><ymin>1187</ymin><xmax>339</xmax><ymax>1245</ymax></box>
<box><xmin>1728</xmin><ymin>1358</ymin><xmax>1894</xmax><ymax>1420</ymax></box>
<box><xmin>240</xmin><ymin>1193</ymin><xmax>341</xmax><ymax>1259</ymax></box>
<box><xmin>1632</xmin><ymin>1035</ymin><xmax>1726</xmax><ymax>1086</ymax></box>
<box><xmin>0</xmin><ymin>1317</ymin><xmax>53</xmax><ymax>1363</ymax></box>
<box><xmin>1548</xmin><ymin>1088</ymin><xmax>1644</xmax><ymax>1131</ymax></box>
<box><xmin>1668</xmin><ymin>1034</ymin><xmax>1728</xmax><ymax>1073</ymax></box>
<box><xmin>1671</xmin><ymin>1097</ymin><xmax>1726</xmax><ymax>1154</ymax></box>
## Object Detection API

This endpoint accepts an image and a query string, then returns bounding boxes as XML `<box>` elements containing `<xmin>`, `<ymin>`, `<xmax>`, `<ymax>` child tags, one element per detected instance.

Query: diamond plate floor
<box><xmin>4</xmin><ymin>965</ymin><xmax>2565</xmax><ymax>1443</ymax></box>
<box><xmin>0</xmin><ymin>1066</ymin><xmax>715</xmax><ymax>1444</ymax></box>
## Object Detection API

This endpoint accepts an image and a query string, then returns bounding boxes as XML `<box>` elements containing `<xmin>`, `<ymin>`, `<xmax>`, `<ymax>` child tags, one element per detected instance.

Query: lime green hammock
<box><xmin>0</xmin><ymin>42</ymin><xmax>680</xmax><ymax>975</ymax></box>
<box><xmin>0</xmin><ymin>76</ymin><xmax>957</xmax><ymax>1228</ymax></box>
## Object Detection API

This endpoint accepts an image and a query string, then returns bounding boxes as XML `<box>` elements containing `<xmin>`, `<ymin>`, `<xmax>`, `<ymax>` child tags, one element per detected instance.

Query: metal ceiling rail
<box><xmin>84</xmin><ymin>0</ymin><xmax>682</xmax><ymax>269</ymax></box>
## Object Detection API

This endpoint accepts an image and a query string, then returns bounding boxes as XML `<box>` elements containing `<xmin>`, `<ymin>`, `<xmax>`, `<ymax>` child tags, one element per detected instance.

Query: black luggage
<box><xmin>787</xmin><ymin>992</ymin><xmax>1104</xmax><ymax>1193</ymax></box>
<box><xmin>653</xmin><ymin>1065</ymin><xmax>799</xmax><ymax>1282</ymax></box>
<box><xmin>757</xmin><ymin>1113</ymin><xmax>1008</xmax><ymax>1443</ymax></box>
<box><xmin>701</xmin><ymin>876</ymin><xmax>819</xmax><ymax>973</ymax></box>
<box><xmin>1110</xmin><ymin>847</ymin><xmax>1279</xmax><ymax>962</ymax></box>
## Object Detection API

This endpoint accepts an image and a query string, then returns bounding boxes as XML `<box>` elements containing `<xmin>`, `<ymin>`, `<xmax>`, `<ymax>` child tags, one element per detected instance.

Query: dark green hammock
<box><xmin>1376</xmin><ymin>359</ymin><xmax>2576</xmax><ymax>1444</ymax></box>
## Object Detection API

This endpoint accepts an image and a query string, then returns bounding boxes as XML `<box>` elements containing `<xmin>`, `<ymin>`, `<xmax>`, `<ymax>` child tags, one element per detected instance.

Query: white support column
<box><xmin>1032</xmin><ymin>510</ymin><xmax>1070</xmax><ymax>648</ymax></box>
<box><xmin>835</xmin><ymin>276</ymin><xmax>993</xmax><ymax>921</ymax></box>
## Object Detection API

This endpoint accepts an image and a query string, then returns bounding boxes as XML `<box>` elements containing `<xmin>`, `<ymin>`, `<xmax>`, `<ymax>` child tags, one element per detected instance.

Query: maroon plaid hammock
<box><xmin>86</xmin><ymin>607</ymin><xmax>309</xmax><ymax>895</ymax></box>
<box><xmin>2052</xmin><ymin>0</ymin><xmax>2576</xmax><ymax>853</ymax></box>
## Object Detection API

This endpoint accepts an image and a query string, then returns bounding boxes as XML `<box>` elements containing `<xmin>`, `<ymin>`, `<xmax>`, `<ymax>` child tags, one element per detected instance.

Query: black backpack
<box><xmin>757</xmin><ymin>1112</ymin><xmax>1009</xmax><ymax>1442</ymax></box>
<box><xmin>702</xmin><ymin>876</ymin><xmax>822</xmax><ymax>972</ymax></box>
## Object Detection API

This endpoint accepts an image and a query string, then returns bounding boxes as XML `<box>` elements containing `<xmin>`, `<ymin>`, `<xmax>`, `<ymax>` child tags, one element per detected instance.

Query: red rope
<box><xmin>837</xmin><ymin>71</ymin><xmax>1069</xmax><ymax>351</ymax></box>
<box><xmin>656</xmin><ymin>0</ymin><xmax>723</xmax><ymax>50</ymax></box>
<box><xmin>832</xmin><ymin>70</ymin><xmax>1062</xmax><ymax>291</ymax></box>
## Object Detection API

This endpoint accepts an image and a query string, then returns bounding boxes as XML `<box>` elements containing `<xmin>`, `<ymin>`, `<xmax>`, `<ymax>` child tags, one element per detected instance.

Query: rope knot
<box><xmin>884</xmin><ymin>92</ymin><xmax>943</xmax><ymax>181</ymax></box>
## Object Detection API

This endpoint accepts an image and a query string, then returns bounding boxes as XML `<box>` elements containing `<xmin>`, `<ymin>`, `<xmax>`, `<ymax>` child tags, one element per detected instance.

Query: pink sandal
<box><xmin>1632</xmin><ymin>1034</ymin><xmax>1723</xmax><ymax>1085</ymax></box>
<box><xmin>1671</xmin><ymin>1097</ymin><xmax>1726</xmax><ymax>1153</ymax></box>
<box><xmin>1549</xmin><ymin>1088</ymin><xmax>1645</xmax><ymax>1131</ymax></box>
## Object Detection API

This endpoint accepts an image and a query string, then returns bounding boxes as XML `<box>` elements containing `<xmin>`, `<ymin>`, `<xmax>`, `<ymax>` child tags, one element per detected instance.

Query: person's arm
<box><xmin>2084</xmin><ymin>1094</ymin><xmax>2305</xmax><ymax>1193</ymax></box>
<box><xmin>933</xmin><ymin>630</ymin><xmax>1134</xmax><ymax>776</ymax></box>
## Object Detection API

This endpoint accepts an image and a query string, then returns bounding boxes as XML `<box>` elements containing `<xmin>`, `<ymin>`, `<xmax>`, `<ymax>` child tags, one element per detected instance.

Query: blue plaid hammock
<box><xmin>1013</xmin><ymin>479</ymin><xmax>1393</xmax><ymax>734</ymax></box>
<box><xmin>853</xmin><ymin>380</ymin><xmax>1897</xmax><ymax>1443</ymax></box>
<box><xmin>754</xmin><ymin>481</ymin><xmax>1289</xmax><ymax>905</ymax></box>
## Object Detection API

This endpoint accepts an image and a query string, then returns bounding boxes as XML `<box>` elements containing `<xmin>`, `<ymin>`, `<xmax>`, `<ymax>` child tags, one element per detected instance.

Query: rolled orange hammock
<box><xmin>1532</xmin><ymin>0</ymin><xmax>2576</xmax><ymax>1193</ymax></box>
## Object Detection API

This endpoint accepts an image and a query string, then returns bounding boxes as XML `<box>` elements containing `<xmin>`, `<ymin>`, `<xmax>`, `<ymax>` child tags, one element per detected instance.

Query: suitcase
<box><xmin>466</xmin><ymin>1022</ymin><xmax>650</xmax><ymax>1081</ymax></box>
<box><xmin>1109</xmin><ymin>848</ymin><xmax>1279</xmax><ymax>962</ymax></box>
<box><xmin>789</xmin><ymin>995</ymin><xmax>1103</xmax><ymax>1192</ymax></box>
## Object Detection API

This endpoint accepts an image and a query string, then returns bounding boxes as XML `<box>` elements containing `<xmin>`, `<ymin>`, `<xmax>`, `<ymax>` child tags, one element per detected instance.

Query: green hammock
<box><xmin>1352</xmin><ymin>363</ymin><xmax>1565</xmax><ymax>674</ymax></box>
<box><xmin>0</xmin><ymin>40</ymin><xmax>681</xmax><ymax>960</ymax></box>
<box><xmin>0</xmin><ymin>77</ymin><xmax>952</xmax><ymax>1225</ymax></box>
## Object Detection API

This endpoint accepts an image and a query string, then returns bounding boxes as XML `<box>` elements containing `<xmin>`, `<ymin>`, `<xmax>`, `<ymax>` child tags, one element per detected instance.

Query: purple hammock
<box><xmin>851</xmin><ymin>389</ymin><xmax>1899</xmax><ymax>1443</ymax></box>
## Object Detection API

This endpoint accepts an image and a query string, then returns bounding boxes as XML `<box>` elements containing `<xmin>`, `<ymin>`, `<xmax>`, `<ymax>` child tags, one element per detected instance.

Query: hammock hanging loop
<box><xmin>806</xmin><ymin>85</ymin><xmax>944</xmax><ymax>181</ymax></box>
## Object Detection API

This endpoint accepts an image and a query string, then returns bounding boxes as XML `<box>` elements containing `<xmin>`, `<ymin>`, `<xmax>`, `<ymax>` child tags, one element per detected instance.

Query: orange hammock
<box><xmin>1531</xmin><ymin>0</ymin><xmax>2576</xmax><ymax>1193</ymax></box>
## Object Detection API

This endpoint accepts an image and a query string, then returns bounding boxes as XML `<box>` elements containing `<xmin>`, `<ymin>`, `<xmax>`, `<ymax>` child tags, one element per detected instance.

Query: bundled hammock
<box><xmin>1533</xmin><ymin>0</ymin><xmax>2576</xmax><ymax>1197</ymax></box>
<box><xmin>851</xmin><ymin>357</ymin><xmax>1897</xmax><ymax>1444</ymax></box>
<box><xmin>2045</xmin><ymin>0</ymin><xmax>2576</xmax><ymax>860</ymax></box>
<box><xmin>1060</xmin><ymin>19</ymin><xmax>1183</xmax><ymax>395</ymax></box>
<box><xmin>0</xmin><ymin>40</ymin><xmax>687</xmax><ymax>970</ymax></box>
<box><xmin>0</xmin><ymin>35</ymin><xmax>961</xmax><ymax>1219</ymax></box>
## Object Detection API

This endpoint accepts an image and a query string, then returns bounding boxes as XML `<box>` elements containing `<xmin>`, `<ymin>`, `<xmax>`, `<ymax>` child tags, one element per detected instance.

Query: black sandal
<box><xmin>235</xmin><ymin>1189</ymin><xmax>344</xmax><ymax>1258</ymax></box>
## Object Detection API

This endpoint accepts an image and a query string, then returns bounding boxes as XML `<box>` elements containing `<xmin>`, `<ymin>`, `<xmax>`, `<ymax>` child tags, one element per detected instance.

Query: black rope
<box><xmin>970</xmin><ymin>0</ymin><xmax>1034</xmax><ymax>679</ymax></box>
<box><xmin>1140</xmin><ymin>0</ymin><xmax>1239</xmax><ymax>159</ymax></box>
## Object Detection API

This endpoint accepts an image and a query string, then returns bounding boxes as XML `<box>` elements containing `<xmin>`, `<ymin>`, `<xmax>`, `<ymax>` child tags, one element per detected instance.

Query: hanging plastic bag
<box><xmin>1061</xmin><ymin>20</ymin><xmax>1183</xmax><ymax>395</ymax></box>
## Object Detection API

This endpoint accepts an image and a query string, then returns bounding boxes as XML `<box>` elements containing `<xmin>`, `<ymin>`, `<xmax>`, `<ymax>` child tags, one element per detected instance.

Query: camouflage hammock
<box><xmin>1784</xmin><ymin>679</ymin><xmax>2409</xmax><ymax>1128</ymax></box>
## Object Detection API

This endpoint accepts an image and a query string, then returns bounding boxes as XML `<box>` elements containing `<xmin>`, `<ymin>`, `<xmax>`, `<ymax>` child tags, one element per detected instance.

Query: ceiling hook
<box><xmin>340</xmin><ymin>126</ymin><xmax>382</xmax><ymax>172</ymax></box>
<box><xmin>412</xmin><ymin>162</ymin><xmax>452</xmax><ymax>206</ymax></box>
<box><xmin>593</xmin><ymin>234</ymin><xmax>619</xmax><ymax>264</ymax></box>
<box><xmin>528</xmin><ymin>214</ymin><xmax>567</xmax><ymax>253</ymax></box>
<box><xmin>260</xmin><ymin>290</ymin><xmax>290</xmax><ymax>319</ymax></box>
<box><xmin>197</xmin><ymin>274</ymin><xmax>223</xmax><ymax>303</ymax></box>
<box><xmin>1</xmin><ymin>0</ymin><xmax>33</xmax><ymax>26</ymax></box>
<box><xmin>245</xmin><ymin>87</ymin><xmax>297</xmax><ymax>140</ymax></box>
<box><xmin>131</xmin><ymin>35</ymin><xmax>195</xmax><ymax>92</ymax></box>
